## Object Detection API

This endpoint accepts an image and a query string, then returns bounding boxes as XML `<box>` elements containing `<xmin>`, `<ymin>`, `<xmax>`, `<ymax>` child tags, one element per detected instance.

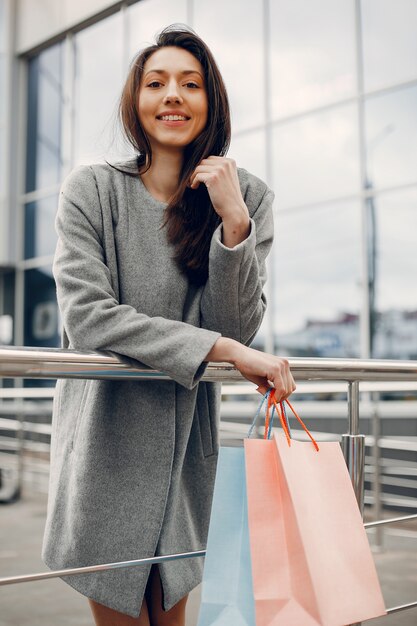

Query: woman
<box><xmin>42</xmin><ymin>25</ymin><xmax>295</xmax><ymax>626</ymax></box>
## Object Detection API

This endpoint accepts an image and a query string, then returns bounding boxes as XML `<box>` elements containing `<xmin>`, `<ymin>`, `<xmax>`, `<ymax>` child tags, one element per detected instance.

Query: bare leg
<box><xmin>146</xmin><ymin>565</ymin><xmax>188</xmax><ymax>626</ymax></box>
<box><xmin>88</xmin><ymin>596</ymin><xmax>150</xmax><ymax>626</ymax></box>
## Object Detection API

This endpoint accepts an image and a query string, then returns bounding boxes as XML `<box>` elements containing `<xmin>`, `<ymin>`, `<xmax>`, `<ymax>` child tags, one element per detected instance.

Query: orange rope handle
<box><xmin>285</xmin><ymin>398</ymin><xmax>319</xmax><ymax>451</ymax></box>
<box><xmin>271</xmin><ymin>396</ymin><xmax>291</xmax><ymax>447</ymax></box>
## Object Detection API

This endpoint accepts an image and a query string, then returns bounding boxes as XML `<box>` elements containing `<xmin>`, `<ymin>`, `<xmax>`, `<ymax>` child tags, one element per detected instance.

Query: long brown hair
<box><xmin>117</xmin><ymin>25</ymin><xmax>231</xmax><ymax>286</ymax></box>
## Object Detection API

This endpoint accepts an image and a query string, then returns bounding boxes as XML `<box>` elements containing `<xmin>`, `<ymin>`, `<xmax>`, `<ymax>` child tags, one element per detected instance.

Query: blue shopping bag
<box><xmin>197</xmin><ymin>447</ymin><xmax>256</xmax><ymax>626</ymax></box>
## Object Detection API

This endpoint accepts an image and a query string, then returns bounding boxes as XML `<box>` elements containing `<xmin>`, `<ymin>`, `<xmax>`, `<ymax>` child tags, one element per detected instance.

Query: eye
<box><xmin>147</xmin><ymin>81</ymin><xmax>162</xmax><ymax>88</ymax></box>
<box><xmin>185</xmin><ymin>82</ymin><xmax>199</xmax><ymax>89</ymax></box>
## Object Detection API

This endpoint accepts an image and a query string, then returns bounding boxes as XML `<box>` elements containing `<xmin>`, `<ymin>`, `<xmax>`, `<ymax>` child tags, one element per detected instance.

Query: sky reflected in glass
<box><xmin>273</xmin><ymin>104</ymin><xmax>360</xmax><ymax>208</ymax></box>
<box><xmin>273</xmin><ymin>199</ymin><xmax>361</xmax><ymax>341</ymax></box>
<box><xmin>229</xmin><ymin>130</ymin><xmax>266</xmax><ymax>183</ymax></box>
<box><xmin>128</xmin><ymin>0</ymin><xmax>188</xmax><ymax>59</ymax></box>
<box><xmin>365</xmin><ymin>85</ymin><xmax>417</xmax><ymax>190</ymax></box>
<box><xmin>361</xmin><ymin>0</ymin><xmax>417</xmax><ymax>92</ymax></box>
<box><xmin>194</xmin><ymin>0</ymin><xmax>264</xmax><ymax>133</ymax></box>
<box><xmin>74</xmin><ymin>12</ymin><xmax>124</xmax><ymax>165</ymax></box>
<box><xmin>374</xmin><ymin>188</ymin><xmax>417</xmax><ymax>312</ymax></box>
<box><xmin>270</xmin><ymin>0</ymin><xmax>356</xmax><ymax>118</ymax></box>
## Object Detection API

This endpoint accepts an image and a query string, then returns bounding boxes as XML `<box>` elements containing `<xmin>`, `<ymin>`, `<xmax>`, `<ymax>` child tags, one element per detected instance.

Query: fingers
<box><xmin>189</xmin><ymin>171</ymin><xmax>213</xmax><ymax>190</ymax></box>
<box><xmin>189</xmin><ymin>157</ymin><xmax>237</xmax><ymax>189</ymax></box>
<box><xmin>256</xmin><ymin>384</ymin><xmax>270</xmax><ymax>395</ymax></box>
<box><xmin>266</xmin><ymin>358</ymin><xmax>296</xmax><ymax>402</ymax></box>
<box><xmin>240</xmin><ymin>355</ymin><xmax>295</xmax><ymax>400</ymax></box>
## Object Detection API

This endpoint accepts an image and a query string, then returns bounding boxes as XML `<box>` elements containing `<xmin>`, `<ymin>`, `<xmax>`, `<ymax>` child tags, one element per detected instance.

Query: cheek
<box><xmin>137</xmin><ymin>94</ymin><xmax>153</xmax><ymax>125</ymax></box>
<box><xmin>197</xmin><ymin>97</ymin><xmax>208</xmax><ymax>127</ymax></box>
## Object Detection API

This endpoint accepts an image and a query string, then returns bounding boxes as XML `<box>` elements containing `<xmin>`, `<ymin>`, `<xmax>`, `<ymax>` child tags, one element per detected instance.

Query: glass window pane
<box><xmin>24</xmin><ymin>265</ymin><xmax>59</xmax><ymax>347</ymax></box>
<box><xmin>194</xmin><ymin>0</ymin><xmax>264</xmax><ymax>133</ymax></box>
<box><xmin>365</xmin><ymin>85</ymin><xmax>417</xmax><ymax>190</ymax></box>
<box><xmin>127</xmin><ymin>0</ymin><xmax>188</xmax><ymax>59</ymax></box>
<box><xmin>0</xmin><ymin>125</ymin><xmax>5</xmax><ymax>195</ymax></box>
<box><xmin>273</xmin><ymin>104</ymin><xmax>360</xmax><ymax>208</ymax></box>
<box><xmin>26</xmin><ymin>43</ymin><xmax>64</xmax><ymax>192</ymax></box>
<box><xmin>273</xmin><ymin>200</ymin><xmax>361</xmax><ymax>357</ymax></box>
<box><xmin>0</xmin><ymin>0</ymin><xmax>4</xmax><ymax>33</ymax></box>
<box><xmin>0</xmin><ymin>56</ymin><xmax>5</xmax><ymax>121</ymax></box>
<box><xmin>361</xmin><ymin>0</ymin><xmax>417</xmax><ymax>92</ymax></box>
<box><xmin>229</xmin><ymin>130</ymin><xmax>266</xmax><ymax>183</ymax></box>
<box><xmin>24</xmin><ymin>194</ymin><xmax>58</xmax><ymax>260</ymax></box>
<box><xmin>74</xmin><ymin>12</ymin><xmax>124</xmax><ymax>165</ymax></box>
<box><xmin>24</xmin><ymin>265</ymin><xmax>59</xmax><ymax>387</ymax></box>
<box><xmin>270</xmin><ymin>0</ymin><xmax>356</xmax><ymax>118</ymax></box>
<box><xmin>373</xmin><ymin>188</ymin><xmax>417</xmax><ymax>359</ymax></box>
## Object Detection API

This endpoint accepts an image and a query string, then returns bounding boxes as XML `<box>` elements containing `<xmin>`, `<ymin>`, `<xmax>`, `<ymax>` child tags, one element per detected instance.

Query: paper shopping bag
<box><xmin>245</xmin><ymin>429</ymin><xmax>386</xmax><ymax>626</ymax></box>
<box><xmin>197</xmin><ymin>447</ymin><xmax>256</xmax><ymax>626</ymax></box>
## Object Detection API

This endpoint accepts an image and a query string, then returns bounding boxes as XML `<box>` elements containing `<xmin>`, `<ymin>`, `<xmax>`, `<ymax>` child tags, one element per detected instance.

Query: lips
<box><xmin>156</xmin><ymin>111</ymin><xmax>191</xmax><ymax>120</ymax></box>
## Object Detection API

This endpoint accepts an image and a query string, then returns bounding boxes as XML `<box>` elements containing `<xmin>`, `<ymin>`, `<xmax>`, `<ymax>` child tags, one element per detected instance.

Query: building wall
<box><xmin>2</xmin><ymin>0</ymin><xmax>417</xmax><ymax>364</ymax></box>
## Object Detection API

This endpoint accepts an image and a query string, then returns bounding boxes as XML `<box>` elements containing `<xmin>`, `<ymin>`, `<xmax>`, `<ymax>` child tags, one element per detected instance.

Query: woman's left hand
<box><xmin>189</xmin><ymin>156</ymin><xmax>250</xmax><ymax>230</ymax></box>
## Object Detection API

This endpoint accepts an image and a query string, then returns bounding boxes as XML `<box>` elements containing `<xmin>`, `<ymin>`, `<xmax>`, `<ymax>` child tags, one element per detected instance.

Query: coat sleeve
<box><xmin>200</xmin><ymin>180</ymin><xmax>274</xmax><ymax>345</ymax></box>
<box><xmin>53</xmin><ymin>165</ymin><xmax>221</xmax><ymax>390</ymax></box>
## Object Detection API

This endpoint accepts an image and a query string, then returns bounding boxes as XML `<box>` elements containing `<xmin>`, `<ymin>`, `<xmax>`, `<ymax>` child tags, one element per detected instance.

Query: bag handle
<box><xmin>248</xmin><ymin>388</ymin><xmax>319</xmax><ymax>451</ymax></box>
<box><xmin>275</xmin><ymin>395</ymin><xmax>319</xmax><ymax>451</ymax></box>
<box><xmin>247</xmin><ymin>388</ymin><xmax>291</xmax><ymax>444</ymax></box>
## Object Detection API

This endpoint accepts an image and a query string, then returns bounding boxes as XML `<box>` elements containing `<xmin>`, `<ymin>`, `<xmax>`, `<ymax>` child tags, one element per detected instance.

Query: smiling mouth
<box><xmin>156</xmin><ymin>115</ymin><xmax>190</xmax><ymax>121</ymax></box>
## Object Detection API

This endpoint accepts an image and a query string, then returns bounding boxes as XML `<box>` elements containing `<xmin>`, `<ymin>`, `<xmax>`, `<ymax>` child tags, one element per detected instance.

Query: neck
<box><xmin>139</xmin><ymin>147</ymin><xmax>183</xmax><ymax>203</ymax></box>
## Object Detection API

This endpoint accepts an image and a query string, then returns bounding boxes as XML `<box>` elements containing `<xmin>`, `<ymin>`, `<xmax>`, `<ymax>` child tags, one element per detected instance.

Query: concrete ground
<box><xmin>0</xmin><ymin>490</ymin><xmax>416</xmax><ymax>626</ymax></box>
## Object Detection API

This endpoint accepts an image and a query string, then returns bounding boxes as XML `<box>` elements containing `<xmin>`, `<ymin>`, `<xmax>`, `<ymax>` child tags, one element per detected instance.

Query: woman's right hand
<box><xmin>205</xmin><ymin>337</ymin><xmax>296</xmax><ymax>401</ymax></box>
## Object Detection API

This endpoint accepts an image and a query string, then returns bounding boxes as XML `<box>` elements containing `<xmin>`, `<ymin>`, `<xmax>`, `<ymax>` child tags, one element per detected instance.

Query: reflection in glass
<box><xmin>361</xmin><ymin>0</ymin><xmax>417</xmax><ymax>92</ymax></box>
<box><xmin>365</xmin><ymin>85</ymin><xmax>417</xmax><ymax>190</ymax></box>
<box><xmin>0</xmin><ymin>56</ymin><xmax>5</xmax><ymax>121</ymax></box>
<box><xmin>24</xmin><ymin>265</ymin><xmax>59</xmax><ymax>387</ymax></box>
<box><xmin>229</xmin><ymin>130</ymin><xmax>266</xmax><ymax>183</ymax></box>
<box><xmin>0</xmin><ymin>126</ymin><xmax>4</xmax><ymax>196</ymax></box>
<box><xmin>26</xmin><ymin>44</ymin><xmax>64</xmax><ymax>192</ymax></box>
<box><xmin>127</xmin><ymin>0</ymin><xmax>188</xmax><ymax>59</ymax></box>
<box><xmin>194</xmin><ymin>0</ymin><xmax>264</xmax><ymax>132</ymax></box>
<box><xmin>24</xmin><ymin>194</ymin><xmax>58</xmax><ymax>259</ymax></box>
<box><xmin>74</xmin><ymin>12</ymin><xmax>124</xmax><ymax>165</ymax></box>
<box><xmin>373</xmin><ymin>188</ymin><xmax>417</xmax><ymax>359</ymax></box>
<box><xmin>270</xmin><ymin>0</ymin><xmax>356</xmax><ymax>118</ymax></box>
<box><xmin>272</xmin><ymin>104</ymin><xmax>360</xmax><ymax>208</ymax></box>
<box><xmin>273</xmin><ymin>200</ymin><xmax>361</xmax><ymax>357</ymax></box>
<box><xmin>24</xmin><ymin>265</ymin><xmax>57</xmax><ymax>347</ymax></box>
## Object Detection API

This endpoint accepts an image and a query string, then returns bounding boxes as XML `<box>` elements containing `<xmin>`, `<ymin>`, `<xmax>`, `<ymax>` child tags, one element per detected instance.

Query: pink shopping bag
<box><xmin>244</xmin><ymin>395</ymin><xmax>386</xmax><ymax>626</ymax></box>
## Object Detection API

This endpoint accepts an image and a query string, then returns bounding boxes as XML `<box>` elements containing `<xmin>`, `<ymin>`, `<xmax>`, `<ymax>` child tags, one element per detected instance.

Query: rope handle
<box><xmin>264</xmin><ymin>390</ymin><xmax>291</xmax><ymax>447</ymax></box>
<box><xmin>247</xmin><ymin>389</ymin><xmax>319</xmax><ymax>451</ymax></box>
<box><xmin>279</xmin><ymin>397</ymin><xmax>319</xmax><ymax>451</ymax></box>
<box><xmin>247</xmin><ymin>389</ymin><xmax>291</xmax><ymax>444</ymax></box>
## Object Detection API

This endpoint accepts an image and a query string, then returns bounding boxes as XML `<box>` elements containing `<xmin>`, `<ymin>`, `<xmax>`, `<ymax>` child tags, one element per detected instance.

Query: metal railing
<box><xmin>0</xmin><ymin>346</ymin><xmax>416</xmax><ymax>623</ymax></box>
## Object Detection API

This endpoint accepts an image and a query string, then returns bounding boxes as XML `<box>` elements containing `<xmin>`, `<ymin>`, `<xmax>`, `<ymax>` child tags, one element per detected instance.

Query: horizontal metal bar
<box><xmin>0</xmin><ymin>550</ymin><xmax>206</xmax><ymax>586</ymax></box>
<box><xmin>1</xmin><ymin>346</ymin><xmax>417</xmax><ymax>382</ymax></box>
<box><xmin>386</xmin><ymin>600</ymin><xmax>417</xmax><ymax>614</ymax></box>
<box><xmin>3</xmin><ymin>380</ymin><xmax>417</xmax><ymax>399</ymax></box>
<box><xmin>1</xmin><ymin>550</ymin><xmax>416</xmax><ymax>621</ymax></box>
<box><xmin>364</xmin><ymin>513</ymin><xmax>417</xmax><ymax>528</ymax></box>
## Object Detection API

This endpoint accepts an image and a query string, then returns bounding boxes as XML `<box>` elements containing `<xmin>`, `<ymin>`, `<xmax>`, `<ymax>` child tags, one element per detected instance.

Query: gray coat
<box><xmin>41</xmin><ymin>157</ymin><xmax>274</xmax><ymax>617</ymax></box>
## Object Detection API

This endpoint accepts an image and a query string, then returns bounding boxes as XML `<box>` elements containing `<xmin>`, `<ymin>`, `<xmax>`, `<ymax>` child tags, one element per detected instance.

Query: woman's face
<box><xmin>138</xmin><ymin>46</ymin><xmax>208</xmax><ymax>154</ymax></box>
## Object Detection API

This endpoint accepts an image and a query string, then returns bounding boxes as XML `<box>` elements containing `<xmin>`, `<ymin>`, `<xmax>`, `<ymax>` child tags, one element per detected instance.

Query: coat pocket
<box><xmin>196</xmin><ymin>384</ymin><xmax>216</xmax><ymax>458</ymax></box>
<box><xmin>71</xmin><ymin>379</ymin><xmax>91</xmax><ymax>452</ymax></box>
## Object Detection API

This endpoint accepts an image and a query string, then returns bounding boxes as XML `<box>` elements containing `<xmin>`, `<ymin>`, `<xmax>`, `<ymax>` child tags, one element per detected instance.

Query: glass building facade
<box><xmin>2</xmin><ymin>0</ymin><xmax>417</xmax><ymax>364</ymax></box>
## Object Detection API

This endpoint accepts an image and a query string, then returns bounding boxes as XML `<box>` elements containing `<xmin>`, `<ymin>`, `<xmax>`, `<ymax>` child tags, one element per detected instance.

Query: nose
<box><xmin>163</xmin><ymin>80</ymin><xmax>183</xmax><ymax>104</ymax></box>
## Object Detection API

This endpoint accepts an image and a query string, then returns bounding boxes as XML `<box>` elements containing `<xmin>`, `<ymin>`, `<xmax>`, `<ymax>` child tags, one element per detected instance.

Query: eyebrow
<box><xmin>144</xmin><ymin>69</ymin><xmax>204</xmax><ymax>79</ymax></box>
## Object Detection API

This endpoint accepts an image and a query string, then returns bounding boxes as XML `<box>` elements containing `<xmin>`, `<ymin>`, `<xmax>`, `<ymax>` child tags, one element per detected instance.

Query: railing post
<box><xmin>371</xmin><ymin>391</ymin><xmax>383</xmax><ymax>550</ymax></box>
<box><xmin>342</xmin><ymin>381</ymin><xmax>366</xmax><ymax>626</ymax></box>
<box><xmin>342</xmin><ymin>380</ymin><xmax>365</xmax><ymax>626</ymax></box>
<box><xmin>342</xmin><ymin>381</ymin><xmax>365</xmax><ymax>514</ymax></box>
